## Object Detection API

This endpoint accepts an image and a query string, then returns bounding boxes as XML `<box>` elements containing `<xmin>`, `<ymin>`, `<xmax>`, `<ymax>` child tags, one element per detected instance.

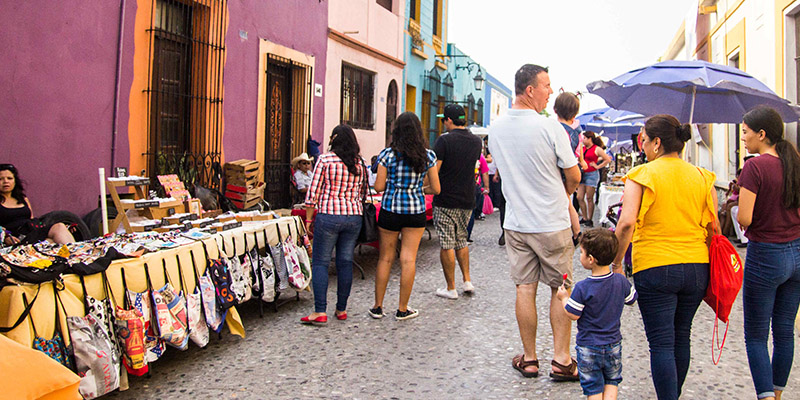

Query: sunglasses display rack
<box><xmin>106</xmin><ymin>177</ymin><xmax>184</xmax><ymax>233</ymax></box>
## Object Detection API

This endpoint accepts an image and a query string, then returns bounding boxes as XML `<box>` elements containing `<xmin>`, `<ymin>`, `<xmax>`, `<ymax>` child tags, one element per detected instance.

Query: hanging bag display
<box><xmin>26</xmin><ymin>286</ymin><xmax>73</xmax><ymax>370</ymax></box>
<box><xmin>115</xmin><ymin>268</ymin><xmax>148</xmax><ymax>376</ymax></box>
<box><xmin>150</xmin><ymin>261</ymin><xmax>189</xmax><ymax>350</ymax></box>
<box><xmin>254</xmin><ymin>232</ymin><xmax>276</xmax><ymax>303</ymax></box>
<box><xmin>124</xmin><ymin>265</ymin><xmax>165</xmax><ymax>363</ymax></box>
<box><xmin>194</xmin><ymin>246</ymin><xmax>225</xmax><ymax>334</ymax></box>
<box><xmin>358</xmin><ymin>160</ymin><xmax>378</xmax><ymax>243</ymax></box>
<box><xmin>183</xmin><ymin>253</ymin><xmax>209</xmax><ymax>347</ymax></box>
<box><xmin>269</xmin><ymin>226</ymin><xmax>289</xmax><ymax>291</ymax></box>
<box><xmin>279</xmin><ymin>226</ymin><xmax>310</xmax><ymax>291</ymax></box>
<box><xmin>80</xmin><ymin>274</ymin><xmax>121</xmax><ymax>365</ymax></box>
<box><xmin>294</xmin><ymin>217</ymin><xmax>313</xmax><ymax>258</ymax></box>
<box><xmin>222</xmin><ymin>237</ymin><xmax>251</xmax><ymax>304</ymax></box>
<box><xmin>68</xmin><ymin>280</ymin><xmax>120</xmax><ymax>399</ymax></box>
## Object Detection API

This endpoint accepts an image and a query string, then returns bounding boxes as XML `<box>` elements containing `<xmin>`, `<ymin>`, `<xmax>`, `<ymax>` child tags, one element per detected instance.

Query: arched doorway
<box><xmin>386</xmin><ymin>80</ymin><xmax>398</xmax><ymax>146</ymax></box>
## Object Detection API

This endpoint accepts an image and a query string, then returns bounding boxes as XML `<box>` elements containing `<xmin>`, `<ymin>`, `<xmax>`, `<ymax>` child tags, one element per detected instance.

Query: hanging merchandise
<box><xmin>123</xmin><ymin>267</ymin><xmax>166</xmax><ymax>363</ymax></box>
<box><xmin>224</xmin><ymin>239</ymin><xmax>251</xmax><ymax>304</ymax></box>
<box><xmin>281</xmin><ymin>224</ymin><xmax>310</xmax><ymax>291</ymax></box>
<box><xmin>193</xmin><ymin>247</ymin><xmax>225</xmax><ymax>334</ymax></box>
<box><xmin>269</xmin><ymin>229</ymin><xmax>289</xmax><ymax>291</ymax></box>
<box><xmin>248</xmin><ymin>248</ymin><xmax>261</xmax><ymax>295</ymax></box>
<box><xmin>256</xmin><ymin>248</ymin><xmax>276</xmax><ymax>303</ymax></box>
<box><xmin>26</xmin><ymin>287</ymin><xmax>73</xmax><ymax>370</ymax></box>
<box><xmin>66</xmin><ymin>308</ymin><xmax>120</xmax><ymax>399</ymax></box>
<box><xmin>207</xmin><ymin>258</ymin><xmax>236</xmax><ymax>310</ymax></box>
<box><xmin>80</xmin><ymin>274</ymin><xmax>121</xmax><ymax>366</ymax></box>
<box><xmin>149</xmin><ymin>261</ymin><xmax>189</xmax><ymax>350</ymax></box>
<box><xmin>294</xmin><ymin>218</ymin><xmax>312</xmax><ymax>258</ymax></box>
<box><xmin>114</xmin><ymin>268</ymin><xmax>148</xmax><ymax>376</ymax></box>
<box><xmin>183</xmin><ymin>255</ymin><xmax>209</xmax><ymax>348</ymax></box>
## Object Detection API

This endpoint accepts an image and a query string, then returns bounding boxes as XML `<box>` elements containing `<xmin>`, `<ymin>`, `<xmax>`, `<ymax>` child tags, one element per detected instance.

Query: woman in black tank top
<box><xmin>0</xmin><ymin>164</ymin><xmax>74</xmax><ymax>245</ymax></box>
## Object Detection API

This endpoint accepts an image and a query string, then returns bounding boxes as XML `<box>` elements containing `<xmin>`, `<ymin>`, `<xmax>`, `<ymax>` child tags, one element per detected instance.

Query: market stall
<box><xmin>0</xmin><ymin>215</ymin><xmax>309</xmax><ymax>398</ymax></box>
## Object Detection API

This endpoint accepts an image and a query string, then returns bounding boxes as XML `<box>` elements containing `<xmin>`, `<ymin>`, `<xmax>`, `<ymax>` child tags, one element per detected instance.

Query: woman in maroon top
<box><xmin>737</xmin><ymin>106</ymin><xmax>800</xmax><ymax>400</ymax></box>
<box><xmin>575</xmin><ymin>131</ymin><xmax>612</xmax><ymax>226</ymax></box>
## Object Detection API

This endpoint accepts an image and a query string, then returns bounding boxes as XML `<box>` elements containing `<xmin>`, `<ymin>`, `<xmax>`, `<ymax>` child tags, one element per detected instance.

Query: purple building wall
<box><xmin>223</xmin><ymin>1</ymin><xmax>328</xmax><ymax>162</ymax></box>
<box><xmin>0</xmin><ymin>1</ymin><xmax>327</xmax><ymax>217</ymax></box>
<box><xmin>0</xmin><ymin>1</ymin><xmax>136</xmax><ymax>216</ymax></box>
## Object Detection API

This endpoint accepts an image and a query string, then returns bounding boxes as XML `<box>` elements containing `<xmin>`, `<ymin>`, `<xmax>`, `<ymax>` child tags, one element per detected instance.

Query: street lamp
<box><xmin>455</xmin><ymin>61</ymin><xmax>484</xmax><ymax>91</ymax></box>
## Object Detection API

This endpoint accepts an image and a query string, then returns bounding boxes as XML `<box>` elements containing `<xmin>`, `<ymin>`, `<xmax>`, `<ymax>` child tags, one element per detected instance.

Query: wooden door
<box><xmin>265</xmin><ymin>60</ymin><xmax>292</xmax><ymax>209</ymax></box>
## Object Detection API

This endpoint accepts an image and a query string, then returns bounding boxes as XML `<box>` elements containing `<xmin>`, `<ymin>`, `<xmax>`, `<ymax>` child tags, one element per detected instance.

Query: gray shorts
<box><xmin>433</xmin><ymin>207</ymin><xmax>471</xmax><ymax>250</ymax></box>
<box><xmin>505</xmin><ymin>228</ymin><xmax>574</xmax><ymax>288</ymax></box>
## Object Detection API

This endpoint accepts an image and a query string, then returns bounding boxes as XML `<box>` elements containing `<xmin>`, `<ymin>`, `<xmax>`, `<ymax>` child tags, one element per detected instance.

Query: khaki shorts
<box><xmin>505</xmin><ymin>228</ymin><xmax>574</xmax><ymax>288</ymax></box>
<box><xmin>433</xmin><ymin>206</ymin><xmax>471</xmax><ymax>250</ymax></box>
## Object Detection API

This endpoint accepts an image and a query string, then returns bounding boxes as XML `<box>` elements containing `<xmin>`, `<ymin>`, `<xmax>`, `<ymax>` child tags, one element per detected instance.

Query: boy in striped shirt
<box><xmin>557</xmin><ymin>228</ymin><xmax>637</xmax><ymax>400</ymax></box>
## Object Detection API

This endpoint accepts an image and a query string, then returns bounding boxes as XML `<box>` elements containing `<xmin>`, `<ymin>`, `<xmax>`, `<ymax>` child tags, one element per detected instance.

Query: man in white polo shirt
<box><xmin>488</xmin><ymin>64</ymin><xmax>581</xmax><ymax>381</ymax></box>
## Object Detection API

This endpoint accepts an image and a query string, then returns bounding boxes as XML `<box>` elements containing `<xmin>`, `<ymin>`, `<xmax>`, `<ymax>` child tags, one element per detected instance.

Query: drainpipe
<box><xmin>110</xmin><ymin>0</ymin><xmax>127</xmax><ymax>171</ymax></box>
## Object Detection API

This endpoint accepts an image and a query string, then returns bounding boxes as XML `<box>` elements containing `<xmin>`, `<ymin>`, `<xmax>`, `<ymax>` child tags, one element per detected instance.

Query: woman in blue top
<box><xmin>369</xmin><ymin>112</ymin><xmax>440</xmax><ymax>321</ymax></box>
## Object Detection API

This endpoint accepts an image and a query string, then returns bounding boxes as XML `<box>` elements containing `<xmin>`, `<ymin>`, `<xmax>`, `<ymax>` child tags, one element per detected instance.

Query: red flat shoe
<box><xmin>300</xmin><ymin>315</ymin><xmax>327</xmax><ymax>326</ymax></box>
<box><xmin>335</xmin><ymin>311</ymin><xmax>347</xmax><ymax>321</ymax></box>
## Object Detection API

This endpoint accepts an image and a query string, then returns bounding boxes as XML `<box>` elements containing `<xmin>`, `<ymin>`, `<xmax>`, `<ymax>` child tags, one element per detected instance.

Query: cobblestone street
<box><xmin>108</xmin><ymin>212</ymin><xmax>800</xmax><ymax>399</ymax></box>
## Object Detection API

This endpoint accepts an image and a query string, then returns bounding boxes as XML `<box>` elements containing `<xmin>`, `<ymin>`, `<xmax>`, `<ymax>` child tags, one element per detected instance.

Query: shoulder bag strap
<box><xmin>120</xmin><ymin>267</ymin><xmax>131</xmax><ymax>309</ymax></box>
<box><xmin>0</xmin><ymin>285</ymin><xmax>41</xmax><ymax>333</ymax></box>
<box><xmin>78</xmin><ymin>275</ymin><xmax>90</xmax><ymax>315</ymax></box>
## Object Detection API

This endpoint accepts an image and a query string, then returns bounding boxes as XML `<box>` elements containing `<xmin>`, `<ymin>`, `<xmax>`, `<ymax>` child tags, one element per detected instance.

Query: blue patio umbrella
<box><xmin>575</xmin><ymin>107</ymin><xmax>609</xmax><ymax>129</ymax></box>
<box><xmin>586</xmin><ymin>60</ymin><xmax>800</xmax><ymax>124</ymax></box>
<box><xmin>583</xmin><ymin>108</ymin><xmax>645</xmax><ymax>142</ymax></box>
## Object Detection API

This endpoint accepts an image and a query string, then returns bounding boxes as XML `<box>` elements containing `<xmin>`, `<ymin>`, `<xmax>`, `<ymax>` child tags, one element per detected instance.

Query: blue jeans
<box><xmin>467</xmin><ymin>185</ymin><xmax>483</xmax><ymax>239</ymax></box>
<box><xmin>576</xmin><ymin>342</ymin><xmax>623</xmax><ymax>396</ymax></box>
<box><xmin>310</xmin><ymin>214</ymin><xmax>362</xmax><ymax>313</ymax></box>
<box><xmin>743</xmin><ymin>239</ymin><xmax>800</xmax><ymax>399</ymax></box>
<box><xmin>633</xmin><ymin>263</ymin><xmax>709</xmax><ymax>400</ymax></box>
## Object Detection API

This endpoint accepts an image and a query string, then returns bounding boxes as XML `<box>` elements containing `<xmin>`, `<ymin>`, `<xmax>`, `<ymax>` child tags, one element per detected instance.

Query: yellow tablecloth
<box><xmin>0</xmin><ymin>216</ymin><xmax>304</xmax><ymax>349</ymax></box>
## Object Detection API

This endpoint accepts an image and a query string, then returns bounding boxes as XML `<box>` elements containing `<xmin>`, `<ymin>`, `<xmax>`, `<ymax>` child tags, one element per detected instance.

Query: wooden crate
<box><xmin>225</xmin><ymin>182</ymin><xmax>264</xmax><ymax>202</ymax></box>
<box><xmin>224</xmin><ymin>159</ymin><xmax>260</xmax><ymax>186</ymax></box>
<box><xmin>230</xmin><ymin>197</ymin><xmax>261</xmax><ymax>210</ymax></box>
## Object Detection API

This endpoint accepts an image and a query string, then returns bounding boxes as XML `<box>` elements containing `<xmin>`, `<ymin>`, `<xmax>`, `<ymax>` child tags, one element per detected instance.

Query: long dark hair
<box><xmin>582</xmin><ymin>130</ymin><xmax>605</xmax><ymax>149</ymax></box>
<box><xmin>330</xmin><ymin>125</ymin><xmax>361</xmax><ymax>175</ymax></box>
<box><xmin>743</xmin><ymin>106</ymin><xmax>800</xmax><ymax>208</ymax></box>
<box><xmin>643</xmin><ymin>115</ymin><xmax>691</xmax><ymax>154</ymax></box>
<box><xmin>0</xmin><ymin>164</ymin><xmax>26</xmax><ymax>204</ymax></box>
<box><xmin>390</xmin><ymin>112</ymin><xmax>429</xmax><ymax>173</ymax></box>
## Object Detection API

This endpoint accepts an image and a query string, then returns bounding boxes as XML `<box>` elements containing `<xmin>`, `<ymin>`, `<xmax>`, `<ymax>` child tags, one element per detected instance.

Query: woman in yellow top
<box><xmin>612</xmin><ymin>115</ymin><xmax>717</xmax><ymax>400</ymax></box>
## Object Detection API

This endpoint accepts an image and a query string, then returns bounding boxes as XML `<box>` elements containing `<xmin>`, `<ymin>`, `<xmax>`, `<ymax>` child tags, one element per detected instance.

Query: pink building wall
<box><xmin>324</xmin><ymin>0</ymin><xmax>405</xmax><ymax>160</ymax></box>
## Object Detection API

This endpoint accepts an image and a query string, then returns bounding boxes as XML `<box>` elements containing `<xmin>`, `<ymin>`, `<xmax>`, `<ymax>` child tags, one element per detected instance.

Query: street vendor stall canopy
<box><xmin>586</xmin><ymin>59</ymin><xmax>800</xmax><ymax>124</ymax></box>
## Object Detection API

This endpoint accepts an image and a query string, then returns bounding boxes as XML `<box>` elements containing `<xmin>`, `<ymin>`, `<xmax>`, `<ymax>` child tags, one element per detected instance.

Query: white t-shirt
<box><xmin>488</xmin><ymin>109</ymin><xmax>578</xmax><ymax>233</ymax></box>
<box><xmin>294</xmin><ymin>169</ymin><xmax>313</xmax><ymax>190</ymax></box>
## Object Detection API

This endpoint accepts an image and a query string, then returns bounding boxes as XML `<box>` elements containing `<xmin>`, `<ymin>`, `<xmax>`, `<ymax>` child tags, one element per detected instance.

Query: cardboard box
<box><xmin>272</xmin><ymin>208</ymin><xmax>292</xmax><ymax>217</ymax></box>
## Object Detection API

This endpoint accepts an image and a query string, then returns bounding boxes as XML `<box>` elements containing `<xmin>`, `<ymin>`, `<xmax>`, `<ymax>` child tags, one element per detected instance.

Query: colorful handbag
<box><xmin>150</xmin><ymin>262</ymin><xmax>189</xmax><ymax>350</ymax></box>
<box><xmin>180</xmin><ymin>257</ymin><xmax>208</xmax><ymax>348</ymax></box>
<box><xmin>27</xmin><ymin>287</ymin><xmax>73</xmax><ymax>370</ymax></box>
<box><xmin>115</xmin><ymin>268</ymin><xmax>148</xmax><ymax>376</ymax></box>
<box><xmin>192</xmin><ymin>248</ymin><xmax>225</xmax><ymax>334</ymax></box>
<box><xmin>123</xmin><ymin>266</ymin><xmax>165</xmax><ymax>363</ymax></box>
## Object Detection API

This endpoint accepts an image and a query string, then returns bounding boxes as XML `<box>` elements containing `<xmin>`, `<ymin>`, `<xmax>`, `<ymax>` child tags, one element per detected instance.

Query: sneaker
<box><xmin>436</xmin><ymin>287</ymin><xmax>458</xmax><ymax>299</ymax></box>
<box><xmin>463</xmin><ymin>281</ymin><xmax>475</xmax><ymax>293</ymax></box>
<box><xmin>368</xmin><ymin>306</ymin><xmax>385</xmax><ymax>319</ymax></box>
<box><xmin>395</xmin><ymin>308</ymin><xmax>419</xmax><ymax>321</ymax></box>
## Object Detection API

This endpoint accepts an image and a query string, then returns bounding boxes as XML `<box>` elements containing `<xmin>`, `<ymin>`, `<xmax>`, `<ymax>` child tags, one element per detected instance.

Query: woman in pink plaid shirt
<box><xmin>301</xmin><ymin>125</ymin><xmax>367</xmax><ymax>326</ymax></box>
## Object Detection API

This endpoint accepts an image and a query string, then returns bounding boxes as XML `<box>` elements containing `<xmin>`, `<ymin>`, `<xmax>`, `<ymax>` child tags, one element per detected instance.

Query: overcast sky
<box><xmin>448</xmin><ymin>0</ymin><xmax>698</xmax><ymax>115</ymax></box>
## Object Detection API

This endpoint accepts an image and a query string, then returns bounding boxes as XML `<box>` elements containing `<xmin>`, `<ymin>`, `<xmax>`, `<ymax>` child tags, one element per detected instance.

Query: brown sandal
<box><xmin>512</xmin><ymin>354</ymin><xmax>539</xmax><ymax>378</ymax></box>
<box><xmin>550</xmin><ymin>357</ymin><xmax>580</xmax><ymax>382</ymax></box>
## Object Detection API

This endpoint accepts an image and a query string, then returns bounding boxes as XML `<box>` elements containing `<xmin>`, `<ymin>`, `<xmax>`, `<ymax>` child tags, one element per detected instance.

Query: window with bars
<box><xmin>144</xmin><ymin>0</ymin><xmax>226</xmax><ymax>190</ymax></box>
<box><xmin>377</xmin><ymin>0</ymin><xmax>392</xmax><ymax>12</ymax></box>
<box><xmin>477</xmin><ymin>98</ymin><xmax>484</xmax><ymax>126</ymax></box>
<box><xmin>341</xmin><ymin>64</ymin><xmax>375</xmax><ymax>130</ymax></box>
<box><xmin>466</xmin><ymin>94</ymin><xmax>475</xmax><ymax>125</ymax></box>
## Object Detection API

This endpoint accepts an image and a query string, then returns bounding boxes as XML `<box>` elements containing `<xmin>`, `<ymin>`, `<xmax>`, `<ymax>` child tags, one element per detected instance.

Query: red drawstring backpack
<box><xmin>704</xmin><ymin>217</ymin><xmax>744</xmax><ymax>364</ymax></box>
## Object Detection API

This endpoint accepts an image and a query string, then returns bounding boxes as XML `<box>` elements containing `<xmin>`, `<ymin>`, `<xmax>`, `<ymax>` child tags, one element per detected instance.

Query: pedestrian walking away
<box><xmin>612</xmin><ymin>115</ymin><xmax>717</xmax><ymax>399</ymax></box>
<box><xmin>558</xmin><ymin>228</ymin><xmax>637</xmax><ymax>400</ymax></box>
<box><xmin>370</xmin><ymin>112</ymin><xmax>440</xmax><ymax>321</ymax></box>
<box><xmin>737</xmin><ymin>106</ymin><xmax>800</xmax><ymax>400</ymax></box>
<box><xmin>301</xmin><ymin>125</ymin><xmax>367</xmax><ymax>326</ymax></box>
<box><xmin>432</xmin><ymin>103</ymin><xmax>483</xmax><ymax>299</ymax></box>
<box><xmin>488</xmin><ymin>63</ymin><xmax>581</xmax><ymax>381</ymax></box>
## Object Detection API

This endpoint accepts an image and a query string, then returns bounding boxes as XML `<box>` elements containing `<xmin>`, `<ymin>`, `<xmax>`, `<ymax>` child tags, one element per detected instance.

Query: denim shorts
<box><xmin>580</xmin><ymin>170</ymin><xmax>600</xmax><ymax>186</ymax></box>
<box><xmin>576</xmin><ymin>342</ymin><xmax>623</xmax><ymax>396</ymax></box>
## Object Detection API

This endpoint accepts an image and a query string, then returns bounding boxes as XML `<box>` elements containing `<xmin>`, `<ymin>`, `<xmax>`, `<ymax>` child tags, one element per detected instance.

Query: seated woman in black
<box><xmin>0</xmin><ymin>164</ymin><xmax>74</xmax><ymax>245</ymax></box>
